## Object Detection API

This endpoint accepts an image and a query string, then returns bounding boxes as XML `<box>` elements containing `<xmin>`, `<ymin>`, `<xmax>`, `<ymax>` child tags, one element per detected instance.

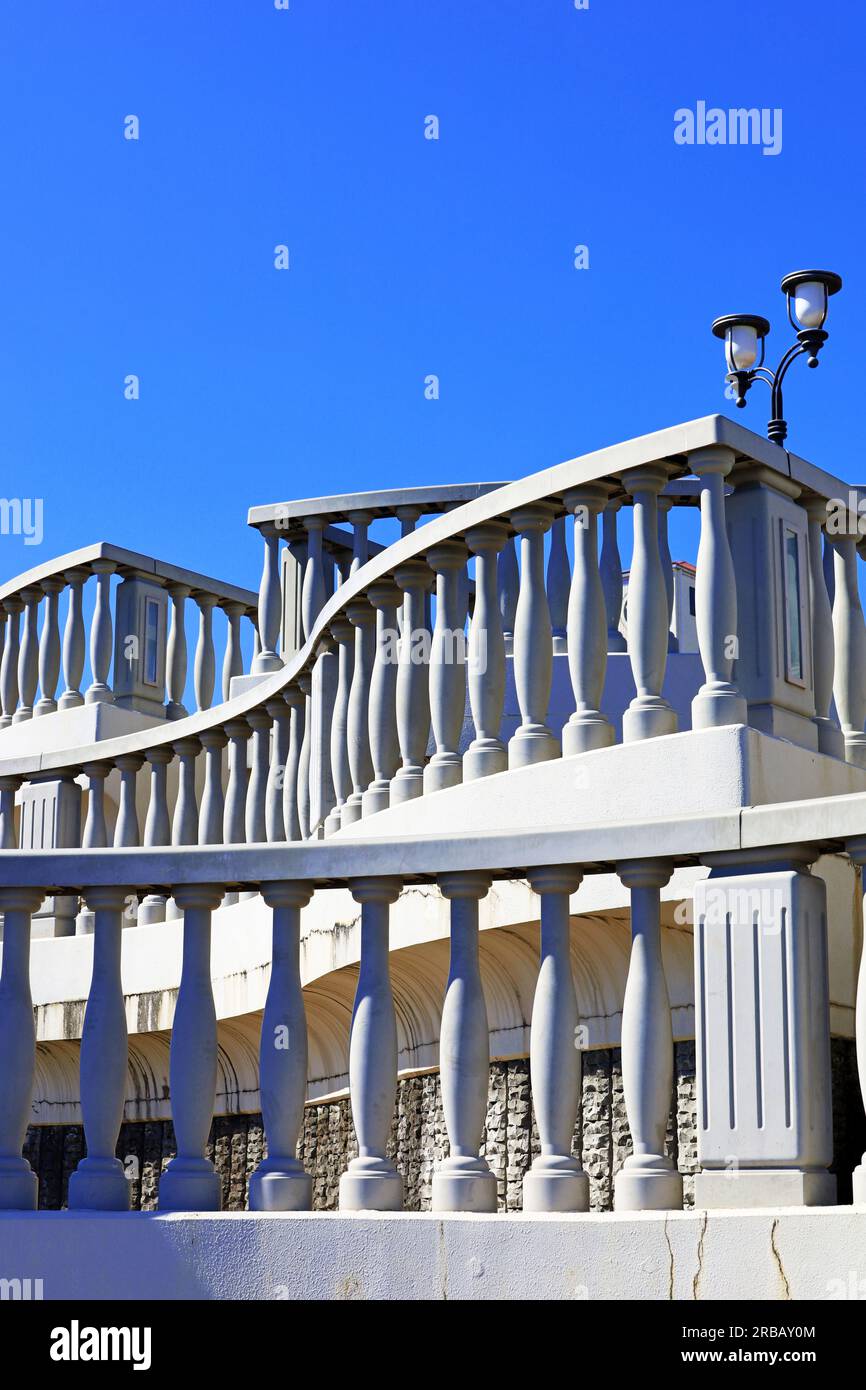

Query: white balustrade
<box><xmin>14</xmin><ymin>588</ymin><xmax>40</xmax><ymax>722</ymax></box>
<box><xmin>614</xmin><ymin>859</ymin><xmax>682</xmax><ymax>1211</ymax></box>
<box><xmin>308</xmin><ymin>640</ymin><xmax>338</xmax><ymax>837</ymax></box>
<box><xmin>113</xmin><ymin>755</ymin><xmax>142</xmax><ymax>848</ymax></box>
<box><xmin>297</xmin><ymin>670</ymin><xmax>312</xmax><ymax>839</ymax></box>
<box><xmin>139</xmin><ymin>747</ymin><xmax>172</xmax><ymax>926</ymax></box>
<box><xmin>68</xmin><ymin>886</ymin><xmax>133</xmax><ymax>1210</ymax></box>
<box><xmin>339</xmin><ymin>877</ymin><xmax>404</xmax><ymax>1211</ymax></box>
<box><xmin>165</xmin><ymin>583</ymin><xmax>190</xmax><ymax>720</ymax></box>
<box><xmin>342</xmin><ymin>601</ymin><xmax>375</xmax><ymax>825</ymax></box>
<box><xmin>158</xmin><ymin>884</ymin><xmax>224</xmax><ymax>1211</ymax></box>
<box><xmin>508</xmin><ymin>506</ymin><xmax>559</xmax><ymax>768</ymax></box>
<box><xmin>562</xmin><ymin>484</ymin><xmax>614</xmax><ymax>755</ymax></box>
<box><xmin>831</xmin><ymin>525</ymin><xmax>866</xmax><ymax>766</ymax></box>
<box><xmin>433</xmin><ymin>872</ymin><xmax>497</xmax><ymax>1213</ymax></box>
<box><xmin>463</xmin><ymin>524</ymin><xmax>507</xmax><ymax>781</ymax></box>
<box><xmin>657</xmin><ymin>496</ymin><xmax>676</xmax><ymax>652</ymax></box>
<box><xmin>600</xmin><ymin>498</ymin><xmax>627</xmax><ymax>652</ymax></box>
<box><xmin>0</xmin><ymin>888</ymin><xmax>43</xmax><ymax>1209</ymax></box>
<box><xmin>86</xmin><ymin>560</ymin><xmax>115</xmax><ymax>705</ymax></box>
<box><xmin>81</xmin><ymin>763</ymin><xmax>110</xmax><ymax>851</ymax></box>
<box><xmin>221</xmin><ymin>601</ymin><xmax>245</xmax><ymax>701</ymax></box>
<box><xmin>347</xmin><ymin>510</ymin><xmax>372</xmax><ymax>574</ymax></box>
<box><xmin>424</xmin><ymin>541</ymin><xmax>468</xmax><ymax>794</ymax></box>
<box><xmin>689</xmin><ymin>448</ymin><xmax>747</xmax><ymax>730</ymax></box>
<box><xmin>265</xmin><ymin>697</ymin><xmax>289</xmax><ymax>842</ymax></box>
<box><xmin>806</xmin><ymin>499</ymin><xmax>843</xmax><ymax>758</ymax></box>
<box><xmin>245</xmin><ymin>707</ymin><xmax>271</xmax><ymax>844</ymax></box>
<box><xmin>497</xmin><ymin>535</ymin><xmax>519</xmax><ymax>655</ymax></box>
<box><xmin>249</xmin><ymin>881</ymin><xmax>313</xmax><ymax>1211</ymax></box>
<box><xmin>254</xmin><ymin>526</ymin><xmax>283</xmax><ymax>673</ymax></box>
<box><xmin>547</xmin><ymin>514</ymin><xmax>570</xmax><ymax>655</ymax></box>
<box><xmin>362</xmin><ymin>581</ymin><xmax>401</xmax><ymax>817</ymax></box>
<box><xmin>324</xmin><ymin>616</ymin><xmax>354</xmax><ymax>833</ymax></box>
<box><xmin>845</xmin><ymin>837</ymin><xmax>866</xmax><ymax>1203</ymax></box>
<box><xmin>223</xmin><ymin>719</ymin><xmax>251</xmax><ymax>844</ymax></box>
<box><xmin>35</xmin><ymin>578</ymin><xmax>62</xmax><ymax>716</ymax></box>
<box><xmin>282</xmin><ymin>690</ymin><xmax>304</xmax><ymax>842</ymax></box>
<box><xmin>59</xmin><ymin>570</ymin><xmax>86</xmax><ymax>709</ymax></box>
<box><xmin>199</xmin><ymin>729</ymin><xmax>227</xmax><ymax>844</ymax></box>
<box><xmin>0</xmin><ymin>598</ymin><xmax>21</xmax><ymax>727</ymax></box>
<box><xmin>302</xmin><ymin>517</ymin><xmax>327</xmax><ymax>640</ymax></box>
<box><xmin>523</xmin><ymin>866</ymin><xmax>589</xmax><ymax>1212</ymax></box>
<box><xmin>391</xmin><ymin>560</ymin><xmax>432</xmax><ymax>803</ymax></box>
<box><xmin>172</xmin><ymin>738</ymin><xmax>200</xmax><ymax>846</ymax></box>
<box><xmin>621</xmin><ymin>466</ymin><xmax>677</xmax><ymax>741</ymax></box>
<box><xmin>193</xmin><ymin>592</ymin><xmax>217</xmax><ymax>712</ymax></box>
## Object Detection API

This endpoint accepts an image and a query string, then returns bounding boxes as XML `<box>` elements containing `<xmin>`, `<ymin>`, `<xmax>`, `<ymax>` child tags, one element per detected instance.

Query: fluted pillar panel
<box><xmin>497</xmin><ymin>536</ymin><xmax>519</xmax><ymax>656</ymax></box>
<box><xmin>523</xmin><ymin>866</ymin><xmax>589</xmax><ymax>1212</ymax></box>
<box><xmin>35</xmin><ymin>578</ymin><xmax>63</xmax><ymax>715</ymax></box>
<box><xmin>198</xmin><ymin>730</ymin><xmax>227</xmax><ymax>845</ymax></box>
<box><xmin>254</xmin><ymin>526</ymin><xmax>283</xmax><ymax>673</ymax></box>
<box><xmin>221</xmin><ymin>601</ymin><xmax>245</xmax><ymax>701</ymax></box>
<box><xmin>193</xmin><ymin>592</ymin><xmax>217</xmax><ymax>712</ymax></box>
<box><xmin>600</xmin><ymin>499</ymin><xmax>627</xmax><ymax>652</ymax></box>
<box><xmin>265</xmin><ymin>698</ymin><xmax>289</xmax><ymax>843</ymax></box>
<box><xmin>113</xmin><ymin>755</ymin><xmax>142</xmax><ymax>848</ymax></box>
<box><xmin>362</xmin><ymin>581</ymin><xmax>401</xmax><ymax>817</ymax></box>
<box><xmin>324</xmin><ymin>617</ymin><xmax>354</xmax><ymax>834</ymax></box>
<box><xmin>621</xmin><ymin>466</ymin><xmax>677</xmax><ymax>741</ymax></box>
<box><xmin>158</xmin><ymin>885</ymin><xmax>224</xmax><ymax>1212</ymax></box>
<box><xmin>463</xmin><ymin>524</ymin><xmax>507</xmax><ymax>781</ymax></box>
<box><xmin>547</xmin><ymin>514</ymin><xmax>570</xmax><ymax>654</ymax></box>
<box><xmin>831</xmin><ymin>530</ymin><xmax>866</xmax><ymax>767</ymax></box>
<box><xmin>689</xmin><ymin>448</ymin><xmax>747</xmax><ymax>730</ymax></box>
<box><xmin>69</xmin><ymin>886</ymin><xmax>133</xmax><ymax>1210</ymax></box>
<box><xmin>807</xmin><ymin>500</ymin><xmax>844</xmax><ymax>758</ymax></box>
<box><xmin>249</xmin><ymin>882</ymin><xmax>314</xmax><ymax>1211</ymax></box>
<box><xmin>245</xmin><ymin>708</ymin><xmax>271</xmax><ymax>844</ymax></box>
<box><xmin>14</xmin><ymin>588</ymin><xmax>40</xmax><ymax>722</ymax></box>
<box><xmin>165</xmin><ymin>584</ymin><xmax>190</xmax><ymax>719</ymax></box>
<box><xmin>342</xmin><ymin>601</ymin><xmax>376</xmax><ymax>825</ymax></box>
<box><xmin>282</xmin><ymin>690</ymin><xmax>304</xmax><ymax>842</ymax></box>
<box><xmin>0</xmin><ymin>888</ymin><xmax>43</xmax><ymax>1208</ymax></box>
<box><xmin>171</xmin><ymin>739</ymin><xmax>200</xmax><ymax>846</ymax></box>
<box><xmin>508</xmin><ymin>506</ymin><xmax>559</xmax><ymax>769</ymax></box>
<box><xmin>614</xmin><ymin>859</ymin><xmax>682</xmax><ymax>1211</ymax></box>
<box><xmin>339</xmin><ymin>878</ymin><xmax>404</xmax><ymax>1212</ymax></box>
<box><xmin>432</xmin><ymin>872</ymin><xmax>496</xmax><ymax>1212</ymax></box>
<box><xmin>59</xmin><ymin>569</ymin><xmax>87</xmax><ymax>710</ymax></box>
<box><xmin>562</xmin><ymin>483</ymin><xmax>614</xmax><ymax>755</ymax></box>
<box><xmin>0</xmin><ymin>598</ymin><xmax>22</xmax><ymax>727</ymax></box>
<box><xmin>86</xmin><ymin>560</ymin><xmax>115</xmax><ymax>705</ymax></box>
<box><xmin>424</xmin><ymin>540</ymin><xmax>468</xmax><ymax>795</ymax></box>
<box><xmin>391</xmin><ymin>560</ymin><xmax>432</xmax><ymax>805</ymax></box>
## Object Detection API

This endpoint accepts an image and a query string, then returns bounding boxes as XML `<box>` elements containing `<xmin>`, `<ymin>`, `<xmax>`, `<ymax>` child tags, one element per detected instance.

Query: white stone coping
<box><xmin>247</xmin><ymin>480</ymin><xmax>510</xmax><ymax>528</ymax></box>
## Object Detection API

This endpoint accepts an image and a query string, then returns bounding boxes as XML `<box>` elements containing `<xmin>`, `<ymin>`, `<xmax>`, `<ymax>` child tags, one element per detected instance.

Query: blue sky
<box><xmin>0</xmin><ymin>0</ymin><xmax>863</xmax><ymax>586</ymax></box>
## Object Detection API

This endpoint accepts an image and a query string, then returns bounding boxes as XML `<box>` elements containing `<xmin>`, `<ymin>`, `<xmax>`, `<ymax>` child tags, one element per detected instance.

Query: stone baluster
<box><xmin>172</xmin><ymin>738</ymin><xmax>200</xmax><ymax>845</ymax></box>
<box><xmin>342</xmin><ymin>601</ymin><xmax>376</xmax><ymax>825</ymax></box>
<box><xmin>0</xmin><ymin>775</ymin><xmax>20</xmax><ymax>849</ymax></box>
<box><xmin>432</xmin><ymin>872</ymin><xmax>496</xmax><ymax>1213</ymax></box>
<box><xmin>824</xmin><ymin>530</ymin><xmax>835</xmax><ymax>606</ymax></box>
<box><xmin>113</xmin><ymin>755</ymin><xmax>142</xmax><ymax>848</ymax></box>
<box><xmin>523</xmin><ymin>867</ymin><xmax>589</xmax><ymax>1212</ymax></box>
<box><xmin>265</xmin><ymin>698</ymin><xmax>289</xmax><ymax>842</ymax></box>
<box><xmin>689</xmin><ymin>449</ymin><xmax>747</xmax><ymax>730</ymax></box>
<box><xmin>621</xmin><ymin>466</ymin><xmax>677</xmax><ymax>741</ymax></box>
<box><xmin>560</xmin><ymin>484</ymin><xmax>614</xmax><ymax>754</ymax></box>
<box><xmin>0</xmin><ymin>598</ymin><xmax>21</xmax><ymax>727</ymax></box>
<box><xmin>139</xmin><ymin>747</ymin><xmax>172</xmax><ymax>926</ymax></box>
<box><xmin>68</xmin><ymin>886</ymin><xmax>133</xmax><ymax>1210</ymax></box>
<box><xmin>223</xmin><ymin>720</ymin><xmax>251</xmax><ymax>844</ymax></box>
<box><xmin>324</xmin><ymin>617</ymin><xmax>354</xmax><ymax>833</ymax></box>
<box><xmin>254</xmin><ymin>525</ymin><xmax>283</xmax><ymax>673</ymax></box>
<box><xmin>282</xmin><ymin>690</ymin><xmax>304</xmax><ymax>842</ymax></box>
<box><xmin>158</xmin><ymin>884</ymin><xmax>224</xmax><ymax>1211</ymax></box>
<box><xmin>165</xmin><ymin>583</ymin><xmax>190</xmax><ymax>719</ymax></box>
<box><xmin>497</xmin><ymin>536</ymin><xmax>519</xmax><ymax>655</ymax></box>
<box><xmin>348</xmin><ymin>510</ymin><xmax>372</xmax><ymax>574</ymax></box>
<box><xmin>297</xmin><ymin>671</ymin><xmax>312</xmax><ymax>839</ymax></box>
<box><xmin>59</xmin><ymin>570</ymin><xmax>86</xmax><ymax>709</ymax></box>
<box><xmin>0</xmin><ymin>888</ymin><xmax>43</xmax><ymax>1208</ymax></box>
<box><xmin>508</xmin><ymin>507</ymin><xmax>559</xmax><ymax>768</ymax></box>
<box><xmin>221</xmin><ymin>601</ymin><xmax>245</xmax><ymax>701</ymax></box>
<box><xmin>423</xmin><ymin>541</ymin><xmax>468</xmax><ymax>794</ymax></box>
<box><xmin>251</xmin><ymin>612</ymin><xmax>262</xmax><ymax>665</ymax></box>
<box><xmin>657</xmin><ymin>496</ymin><xmax>677</xmax><ymax>652</ymax></box>
<box><xmin>831</xmin><ymin>524</ymin><xmax>866</xmax><ymax>766</ymax></box>
<box><xmin>547</xmin><ymin>514</ymin><xmax>570</xmax><ymax>654</ymax></box>
<box><xmin>463</xmin><ymin>524</ymin><xmax>507</xmax><ymax>781</ymax></box>
<box><xmin>302</xmin><ymin>517</ymin><xmax>327</xmax><ymax>640</ymax></box>
<box><xmin>614</xmin><ymin>859</ymin><xmax>682</xmax><ymax>1211</ymax></box>
<box><xmin>35</xmin><ymin>578</ymin><xmax>63</xmax><ymax>715</ymax></box>
<box><xmin>807</xmin><ymin>500</ymin><xmax>843</xmax><ymax>758</ymax></box>
<box><xmin>339</xmin><ymin>877</ymin><xmax>404</xmax><ymax>1211</ymax></box>
<box><xmin>249</xmin><ymin>881</ymin><xmax>314</xmax><ymax>1210</ymax></box>
<box><xmin>193</xmin><ymin>592</ymin><xmax>217</xmax><ymax>712</ymax></box>
<box><xmin>86</xmin><ymin>560</ymin><xmax>115</xmax><ymax>704</ymax></box>
<box><xmin>14</xmin><ymin>588</ymin><xmax>40</xmax><ymax>722</ymax></box>
<box><xmin>362</xmin><ymin>581</ymin><xmax>401</xmax><ymax>817</ymax></box>
<box><xmin>391</xmin><ymin>561</ymin><xmax>432</xmax><ymax>804</ymax></box>
<box><xmin>244</xmin><ymin>708</ymin><xmax>271</xmax><ymax>844</ymax></box>
<box><xmin>844</xmin><ymin>838</ymin><xmax>866</xmax><ymax>1202</ymax></box>
<box><xmin>198</xmin><ymin>730</ymin><xmax>227</xmax><ymax>844</ymax></box>
<box><xmin>0</xmin><ymin>609</ymin><xmax>4</xmax><ymax>706</ymax></box>
<box><xmin>308</xmin><ymin>640</ymin><xmax>338</xmax><ymax>837</ymax></box>
<box><xmin>81</xmin><ymin>763</ymin><xmax>110</xmax><ymax>850</ymax></box>
<box><xmin>600</xmin><ymin>498</ymin><xmax>627</xmax><ymax>652</ymax></box>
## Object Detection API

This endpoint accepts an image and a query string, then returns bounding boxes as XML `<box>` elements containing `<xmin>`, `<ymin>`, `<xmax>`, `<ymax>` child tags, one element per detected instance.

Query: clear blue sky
<box><xmin>0</xmin><ymin>0</ymin><xmax>863</xmax><ymax>587</ymax></box>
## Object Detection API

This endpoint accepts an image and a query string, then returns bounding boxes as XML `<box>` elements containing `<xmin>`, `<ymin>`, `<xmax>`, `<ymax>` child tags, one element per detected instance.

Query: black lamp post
<box><xmin>711</xmin><ymin>269</ymin><xmax>842</xmax><ymax>446</ymax></box>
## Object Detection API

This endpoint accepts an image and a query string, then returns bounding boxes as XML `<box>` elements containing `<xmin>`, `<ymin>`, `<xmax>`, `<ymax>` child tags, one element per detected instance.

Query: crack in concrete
<box><xmin>692</xmin><ymin>1210</ymin><xmax>708</xmax><ymax>1300</ymax></box>
<box><xmin>663</xmin><ymin>1215</ymin><xmax>675</xmax><ymax>1299</ymax></box>
<box><xmin>769</xmin><ymin>1218</ymin><xmax>791</xmax><ymax>1299</ymax></box>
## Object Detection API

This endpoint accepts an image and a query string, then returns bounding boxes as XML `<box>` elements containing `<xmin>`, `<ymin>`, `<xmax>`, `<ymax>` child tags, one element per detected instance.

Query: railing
<box><xmin>0</xmin><ymin>543</ymin><xmax>258</xmax><ymax>726</ymax></box>
<box><xmin>0</xmin><ymin>789</ymin><xmax>864</xmax><ymax>1213</ymax></box>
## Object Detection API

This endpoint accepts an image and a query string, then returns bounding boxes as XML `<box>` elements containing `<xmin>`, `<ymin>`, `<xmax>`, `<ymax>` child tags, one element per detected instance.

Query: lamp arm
<box><xmin>769</xmin><ymin>339</ymin><xmax>808</xmax><ymax>427</ymax></box>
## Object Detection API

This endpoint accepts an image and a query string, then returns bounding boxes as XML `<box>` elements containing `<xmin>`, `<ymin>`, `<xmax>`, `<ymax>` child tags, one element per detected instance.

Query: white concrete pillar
<box><xmin>158</xmin><ymin>884</ymin><xmax>224</xmax><ymax>1212</ymax></box>
<box><xmin>391</xmin><ymin>560</ymin><xmax>431</xmax><ymax>805</ymax></box>
<box><xmin>282</xmin><ymin>690</ymin><xmax>304</xmax><ymax>842</ymax></box>
<box><xmin>523</xmin><ymin>866</ymin><xmax>589</xmax><ymax>1212</ymax></box>
<box><xmin>249</xmin><ymin>881</ymin><xmax>313</xmax><ymax>1211</ymax></box>
<box><xmin>508</xmin><ymin>506</ymin><xmax>559</xmax><ymax>768</ymax></box>
<box><xmin>68</xmin><ymin>885</ymin><xmax>132</xmax><ymax>1210</ymax></box>
<box><xmin>35</xmin><ymin>577</ymin><xmax>63</xmax><ymax>715</ymax></box>
<box><xmin>363</xmin><ymin>581</ymin><xmax>401</xmax><ymax>817</ymax></box>
<box><xmin>254</xmin><ymin>526</ymin><xmax>283</xmax><ymax>674</ymax></box>
<box><xmin>324</xmin><ymin>616</ymin><xmax>355</xmax><ymax>833</ymax></box>
<box><xmin>693</xmin><ymin>848</ymin><xmax>835</xmax><ymax>1208</ymax></box>
<box><xmin>265</xmin><ymin>697</ymin><xmax>289</xmax><ymax>842</ymax></box>
<box><xmin>342</xmin><ymin>600</ymin><xmax>375</xmax><ymax>825</ymax></box>
<box><xmin>614</xmin><ymin>858</ymin><xmax>682</xmax><ymax>1211</ymax></box>
<box><xmin>59</xmin><ymin>569</ymin><xmax>86</xmax><ymax>709</ymax></box>
<box><xmin>464</xmin><ymin>524</ymin><xmax>508</xmax><ymax>781</ymax></box>
<box><xmin>497</xmin><ymin>535</ymin><xmax>519</xmax><ymax>656</ymax></box>
<box><xmin>193</xmin><ymin>592</ymin><xmax>217</xmax><ymax>712</ymax></box>
<box><xmin>165</xmin><ymin>583</ymin><xmax>189</xmax><ymax>720</ymax></box>
<box><xmin>171</xmin><ymin>738</ymin><xmax>200</xmax><ymax>846</ymax></box>
<box><xmin>0</xmin><ymin>888</ymin><xmax>43</xmax><ymax>1208</ymax></box>
<box><xmin>562</xmin><ymin>483</ymin><xmax>614</xmax><ymax>755</ymax></box>
<box><xmin>600</xmin><ymin>498</ymin><xmax>627</xmax><ymax>652</ymax></box>
<box><xmin>689</xmin><ymin>448</ymin><xmax>747</xmax><ymax>730</ymax></box>
<box><xmin>424</xmin><ymin>541</ymin><xmax>468</xmax><ymax>794</ymax></box>
<box><xmin>221</xmin><ymin>600</ymin><xmax>245</xmax><ymax>700</ymax></box>
<box><xmin>831</xmin><ymin>527</ymin><xmax>866</xmax><ymax>766</ymax></box>
<box><xmin>0</xmin><ymin>598</ymin><xmax>21</xmax><ymax>727</ymax></box>
<box><xmin>339</xmin><ymin>877</ymin><xmax>403</xmax><ymax>1211</ymax></box>
<box><xmin>14</xmin><ymin>587</ymin><xmax>40</xmax><ymax>722</ymax></box>
<box><xmin>198</xmin><ymin>729</ymin><xmax>227</xmax><ymax>845</ymax></box>
<box><xmin>621</xmin><ymin>466</ymin><xmax>677</xmax><ymax>741</ymax></box>
<box><xmin>806</xmin><ymin>500</ymin><xmax>843</xmax><ymax>758</ymax></box>
<box><xmin>113</xmin><ymin>754</ymin><xmax>142</xmax><ymax>848</ymax></box>
<box><xmin>245</xmin><ymin>707</ymin><xmax>271</xmax><ymax>844</ymax></box>
<box><xmin>433</xmin><ymin>872</ymin><xmax>497</xmax><ymax>1213</ymax></box>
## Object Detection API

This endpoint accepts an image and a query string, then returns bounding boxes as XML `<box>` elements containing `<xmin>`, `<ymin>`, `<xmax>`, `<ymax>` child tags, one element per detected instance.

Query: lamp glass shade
<box><xmin>791</xmin><ymin>280</ymin><xmax>827</xmax><ymax>329</ymax></box>
<box><xmin>727</xmin><ymin>322</ymin><xmax>759</xmax><ymax>371</ymax></box>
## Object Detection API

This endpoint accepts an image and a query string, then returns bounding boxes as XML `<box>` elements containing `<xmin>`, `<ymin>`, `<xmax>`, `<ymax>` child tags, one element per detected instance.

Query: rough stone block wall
<box><xmin>23</xmin><ymin>1039</ymin><xmax>862</xmax><ymax>1212</ymax></box>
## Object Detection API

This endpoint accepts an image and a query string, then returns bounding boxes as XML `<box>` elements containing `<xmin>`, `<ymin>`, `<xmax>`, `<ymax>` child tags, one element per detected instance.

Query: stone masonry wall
<box><xmin>24</xmin><ymin>1039</ymin><xmax>863</xmax><ymax>1211</ymax></box>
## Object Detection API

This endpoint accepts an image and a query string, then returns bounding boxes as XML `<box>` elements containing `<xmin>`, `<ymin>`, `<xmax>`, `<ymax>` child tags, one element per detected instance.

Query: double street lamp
<box><xmin>711</xmin><ymin>269</ymin><xmax>842</xmax><ymax>446</ymax></box>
